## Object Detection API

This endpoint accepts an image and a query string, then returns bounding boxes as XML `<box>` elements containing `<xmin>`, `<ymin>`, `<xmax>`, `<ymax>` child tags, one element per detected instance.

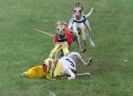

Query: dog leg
<box><xmin>85</xmin><ymin>20</ymin><xmax>95</xmax><ymax>47</ymax></box>
<box><xmin>78</xmin><ymin>56</ymin><xmax>92</xmax><ymax>66</ymax></box>
<box><xmin>80</xmin><ymin>25</ymin><xmax>87</xmax><ymax>46</ymax></box>
<box><xmin>80</xmin><ymin>24</ymin><xmax>87</xmax><ymax>52</ymax></box>
<box><xmin>89</xmin><ymin>37</ymin><xmax>95</xmax><ymax>47</ymax></box>
<box><xmin>65</xmin><ymin>69</ymin><xmax>76</xmax><ymax>80</ymax></box>
<box><xmin>71</xmin><ymin>23</ymin><xmax>85</xmax><ymax>52</ymax></box>
<box><xmin>85</xmin><ymin>20</ymin><xmax>92</xmax><ymax>32</ymax></box>
<box><xmin>76</xmin><ymin>33</ymin><xmax>85</xmax><ymax>52</ymax></box>
<box><xmin>69</xmin><ymin>52</ymin><xmax>91</xmax><ymax>66</ymax></box>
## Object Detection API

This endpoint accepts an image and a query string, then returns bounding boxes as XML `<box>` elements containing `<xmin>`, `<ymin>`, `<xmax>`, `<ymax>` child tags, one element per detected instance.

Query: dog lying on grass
<box><xmin>19</xmin><ymin>44</ymin><xmax>66</xmax><ymax>78</ymax></box>
<box><xmin>68</xmin><ymin>2</ymin><xmax>95</xmax><ymax>50</ymax></box>
<box><xmin>45</xmin><ymin>52</ymin><xmax>92</xmax><ymax>80</ymax></box>
<box><xmin>19</xmin><ymin>52</ymin><xmax>92</xmax><ymax>80</ymax></box>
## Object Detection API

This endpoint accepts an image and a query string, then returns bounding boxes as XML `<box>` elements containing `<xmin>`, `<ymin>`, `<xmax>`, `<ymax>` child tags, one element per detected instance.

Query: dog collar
<box><xmin>57</xmin><ymin>39</ymin><xmax>67</xmax><ymax>42</ymax></box>
<box><xmin>73</xmin><ymin>16</ymin><xmax>86</xmax><ymax>23</ymax></box>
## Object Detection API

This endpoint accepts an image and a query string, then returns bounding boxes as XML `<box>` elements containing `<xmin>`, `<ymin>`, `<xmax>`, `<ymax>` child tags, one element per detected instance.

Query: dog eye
<box><xmin>73</xmin><ymin>10</ymin><xmax>77</xmax><ymax>12</ymax></box>
<box><xmin>57</xmin><ymin>29</ymin><xmax>59</xmax><ymax>31</ymax></box>
<box><xmin>63</xmin><ymin>29</ymin><xmax>65</xmax><ymax>31</ymax></box>
<box><xmin>42</xmin><ymin>63</ymin><xmax>47</xmax><ymax>67</ymax></box>
<box><xmin>78</xmin><ymin>10</ymin><xmax>82</xmax><ymax>13</ymax></box>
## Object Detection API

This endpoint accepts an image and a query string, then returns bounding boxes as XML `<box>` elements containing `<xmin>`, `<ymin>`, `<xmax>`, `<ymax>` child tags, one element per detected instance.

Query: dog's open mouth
<box><xmin>59</xmin><ymin>34</ymin><xmax>65</xmax><ymax>39</ymax></box>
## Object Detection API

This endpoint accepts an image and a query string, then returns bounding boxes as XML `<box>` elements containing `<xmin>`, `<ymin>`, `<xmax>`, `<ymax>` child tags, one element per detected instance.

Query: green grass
<box><xmin>0</xmin><ymin>0</ymin><xmax>133</xmax><ymax>96</ymax></box>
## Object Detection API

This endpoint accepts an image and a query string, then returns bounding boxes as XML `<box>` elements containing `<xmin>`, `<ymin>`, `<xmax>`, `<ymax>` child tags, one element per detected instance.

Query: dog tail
<box><xmin>77</xmin><ymin>72</ymin><xmax>91</xmax><ymax>76</ymax></box>
<box><xmin>85</xmin><ymin>8</ymin><xmax>93</xmax><ymax>17</ymax></box>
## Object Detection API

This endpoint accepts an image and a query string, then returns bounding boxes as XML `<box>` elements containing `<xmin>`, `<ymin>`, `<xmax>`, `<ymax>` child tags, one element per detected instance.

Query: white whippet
<box><xmin>68</xmin><ymin>2</ymin><xmax>95</xmax><ymax>50</ymax></box>
<box><xmin>59</xmin><ymin>52</ymin><xmax>92</xmax><ymax>80</ymax></box>
<box><xmin>44</xmin><ymin>52</ymin><xmax>92</xmax><ymax>80</ymax></box>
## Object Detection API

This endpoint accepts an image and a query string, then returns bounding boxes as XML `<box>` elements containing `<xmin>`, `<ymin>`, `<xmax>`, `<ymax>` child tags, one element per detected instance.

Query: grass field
<box><xmin>0</xmin><ymin>0</ymin><xmax>133</xmax><ymax>96</ymax></box>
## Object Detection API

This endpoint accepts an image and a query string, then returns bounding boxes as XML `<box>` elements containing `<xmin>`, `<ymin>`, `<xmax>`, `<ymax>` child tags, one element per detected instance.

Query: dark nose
<box><xmin>76</xmin><ymin>15</ymin><xmax>81</xmax><ymax>20</ymax></box>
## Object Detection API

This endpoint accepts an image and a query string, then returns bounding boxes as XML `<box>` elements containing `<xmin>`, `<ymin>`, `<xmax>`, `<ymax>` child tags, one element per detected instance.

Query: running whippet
<box><xmin>68</xmin><ymin>2</ymin><xmax>95</xmax><ymax>50</ymax></box>
<box><xmin>52</xmin><ymin>21</ymin><xmax>86</xmax><ymax>59</ymax></box>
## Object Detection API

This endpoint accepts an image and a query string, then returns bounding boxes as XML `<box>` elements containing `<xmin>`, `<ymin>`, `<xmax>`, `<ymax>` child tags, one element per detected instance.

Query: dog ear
<box><xmin>73</xmin><ymin>2</ymin><xmax>83</xmax><ymax>10</ymax></box>
<box><xmin>56</xmin><ymin>21</ymin><xmax>62</xmax><ymax>26</ymax></box>
<box><xmin>44</xmin><ymin>58</ymin><xmax>53</xmax><ymax>66</ymax></box>
<box><xmin>62</xmin><ymin>21</ymin><xmax>67</xmax><ymax>26</ymax></box>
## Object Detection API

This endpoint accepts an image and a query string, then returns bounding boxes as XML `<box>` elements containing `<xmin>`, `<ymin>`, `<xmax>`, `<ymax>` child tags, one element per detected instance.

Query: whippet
<box><xmin>19</xmin><ymin>52</ymin><xmax>92</xmax><ymax>80</ymax></box>
<box><xmin>44</xmin><ymin>52</ymin><xmax>92</xmax><ymax>80</ymax></box>
<box><xmin>53</xmin><ymin>21</ymin><xmax>86</xmax><ymax>59</ymax></box>
<box><xmin>68</xmin><ymin>2</ymin><xmax>95</xmax><ymax>50</ymax></box>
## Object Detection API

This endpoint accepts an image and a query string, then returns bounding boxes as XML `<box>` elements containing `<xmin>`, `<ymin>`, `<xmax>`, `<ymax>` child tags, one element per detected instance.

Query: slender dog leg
<box><xmin>80</xmin><ymin>26</ymin><xmax>87</xmax><ymax>46</ymax></box>
<box><xmin>72</xmin><ymin>22</ymin><xmax>85</xmax><ymax>52</ymax></box>
<box><xmin>76</xmin><ymin>33</ymin><xmax>84</xmax><ymax>52</ymax></box>
<box><xmin>85</xmin><ymin>20</ymin><xmax>95</xmax><ymax>47</ymax></box>
<box><xmin>65</xmin><ymin>69</ymin><xmax>76</xmax><ymax>80</ymax></box>
<box><xmin>68</xmin><ymin>52</ymin><xmax>91</xmax><ymax>66</ymax></box>
<box><xmin>76</xmin><ymin>53</ymin><xmax>91</xmax><ymax>66</ymax></box>
<box><xmin>89</xmin><ymin>37</ymin><xmax>95</xmax><ymax>47</ymax></box>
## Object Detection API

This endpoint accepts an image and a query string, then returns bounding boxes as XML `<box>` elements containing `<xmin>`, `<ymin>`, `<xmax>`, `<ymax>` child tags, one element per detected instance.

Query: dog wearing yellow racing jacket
<box><xmin>44</xmin><ymin>52</ymin><xmax>91</xmax><ymax>80</ymax></box>
<box><xmin>19</xmin><ymin>44</ymin><xmax>67</xmax><ymax>78</ymax></box>
<box><xmin>19</xmin><ymin>51</ymin><xmax>91</xmax><ymax>79</ymax></box>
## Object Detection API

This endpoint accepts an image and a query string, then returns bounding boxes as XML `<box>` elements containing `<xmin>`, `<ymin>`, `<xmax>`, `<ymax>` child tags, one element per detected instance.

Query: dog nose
<box><xmin>75</xmin><ymin>15</ymin><xmax>81</xmax><ymax>20</ymax></box>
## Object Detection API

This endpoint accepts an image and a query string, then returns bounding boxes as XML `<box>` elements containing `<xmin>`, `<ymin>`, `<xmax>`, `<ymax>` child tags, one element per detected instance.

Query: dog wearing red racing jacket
<box><xmin>53</xmin><ymin>21</ymin><xmax>85</xmax><ymax>55</ymax></box>
<box><xmin>54</xmin><ymin>21</ymin><xmax>73</xmax><ymax>46</ymax></box>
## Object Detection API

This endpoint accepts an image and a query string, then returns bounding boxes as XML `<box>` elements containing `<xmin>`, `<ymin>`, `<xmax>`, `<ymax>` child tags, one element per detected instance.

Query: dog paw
<box><xmin>90</xmin><ymin>42</ymin><xmax>96</xmax><ymax>47</ymax></box>
<box><xmin>68</xmin><ymin>77</ymin><xmax>75</xmax><ymax>80</ymax></box>
<box><xmin>86</xmin><ymin>57</ymin><xmax>92</xmax><ymax>66</ymax></box>
<box><xmin>80</xmin><ymin>48</ymin><xmax>86</xmax><ymax>53</ymax></box>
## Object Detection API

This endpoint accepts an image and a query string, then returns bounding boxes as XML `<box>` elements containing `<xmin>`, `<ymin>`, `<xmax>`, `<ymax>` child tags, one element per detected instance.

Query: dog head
<box><xmin>43</xmin><ymin>58</ymin><xmax>53</xmax><ymax>66</ymax></box>
<box><xmin>56</xmin><ymin>21</ymin><xmax>67</xmax><ymax>40</ymax></box>
<box><xmin>73</xmin><ymin>2</ymin><xmax>83</xmax><ymax>20</ymax></box>
<box><xmin>43</xmin><ymin>58</ymin><xmax>53</xmax><ymax>72</ymax></box>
